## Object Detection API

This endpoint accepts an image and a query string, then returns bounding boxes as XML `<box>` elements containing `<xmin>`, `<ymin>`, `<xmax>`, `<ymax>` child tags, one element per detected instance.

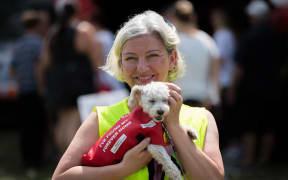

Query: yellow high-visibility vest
<box><xmin>93</xmin><ymin>98</ymin><xmax>207</xmax><ymax>180</ymax></box>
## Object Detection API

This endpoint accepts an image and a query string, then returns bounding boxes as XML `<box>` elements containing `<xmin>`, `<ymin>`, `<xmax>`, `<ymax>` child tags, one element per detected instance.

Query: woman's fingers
<box><xmin>166</xmin><ymin>82</ymin><xmax>182</xmax><ymax>95</ymax></box>
<box><xmin>123</xmin><ymin>137</ymin><xmax>151</xmax><ymax>162</ymax></box>
<box><xmin>122</xmin><ymin>138</ymin><xmax>152</xmax><ymax>173</ymax></box>
<box><xmin>135</xmin><ymin>137</ymin><xmax>150</xmax><ymax>152</ymax></box>
<box><xmin>165</xmin><ymin>83</ymin><xmax>183</xmax><ymax>105</ymax></box>
<box><xmin>169</xmin><ymin>89</ymin><xmax>182</xmax><ymax>102</ymax></box>
<box><xmin>163</xmin><ymin>83</ymin><xmax>183</xmax><ymax>127</ymax></box>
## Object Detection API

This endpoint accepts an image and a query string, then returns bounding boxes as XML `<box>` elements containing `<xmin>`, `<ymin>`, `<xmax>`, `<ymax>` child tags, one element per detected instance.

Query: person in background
<box><xmin>210</xmin><ymin>7</ymin><xmax>238</xmax><ymax>150</ymax></box>
<box><xmin>51</xmin><ymin>10</ymin><xmax>224</xmax><ymax>180</ymax></box>
<box><xmin>269</xmin><ymin>0</ymin><xmax>288</xmax><ymax>161</ymax></box>
<box><xmin>164</xmin><ymin>0</ymin><xmax>221</xmax><ymax>112</ymax></box>
<box><xmin>10</xmin><ymin>9</ymin><xmax>50</xmax><ymax>176</ymax></box>
<box><xmin>269</xmin><ymin>0</ymin><xmax>288</xmax><ymax>34</ymax></box>
<box><xmin>39</xmin><ymin>0</ymin><xmax>102</xmax><ymax>155</ymax></box>
<box><xmin>232</xmin><ymin>0</ymin><xmax>287</xmax><ymax>167</ymax></box>
<box><xmin>91</xmin><ymin>5</ymin><xmax>127</xmax><ymax>91</ymax></box>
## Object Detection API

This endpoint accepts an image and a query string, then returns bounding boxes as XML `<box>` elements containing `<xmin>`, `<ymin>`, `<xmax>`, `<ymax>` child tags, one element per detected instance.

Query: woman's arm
<box><xmin>52</xmin><ymin>109</ymin><xmax>152</xmax><ymax>180</ymax></box>
<box><xmin>165</xmin><ymin>83</ymin><xmax>224</xmax><ymax>180</ymax></box>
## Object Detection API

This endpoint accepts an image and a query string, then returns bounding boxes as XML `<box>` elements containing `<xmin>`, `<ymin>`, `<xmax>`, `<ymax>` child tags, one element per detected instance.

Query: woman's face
<box><xmin>121</xmin><ymin>34</ymin><xmax>176</xmax><ymax>87</ymax></box>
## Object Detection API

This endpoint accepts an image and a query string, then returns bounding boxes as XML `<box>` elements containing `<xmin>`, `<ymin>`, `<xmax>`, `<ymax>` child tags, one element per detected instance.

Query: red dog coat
<box><xmin>82</xmin><ymin>106</ymin><xmax>167</xmax><ymax>166</ymax></box>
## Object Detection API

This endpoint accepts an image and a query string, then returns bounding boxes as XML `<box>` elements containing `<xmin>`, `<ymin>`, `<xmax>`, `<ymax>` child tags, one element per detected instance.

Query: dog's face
<box><xmin>135</xmin><ymin>82</ymin><xmax>170</xmax><ymax>122</ymax></box>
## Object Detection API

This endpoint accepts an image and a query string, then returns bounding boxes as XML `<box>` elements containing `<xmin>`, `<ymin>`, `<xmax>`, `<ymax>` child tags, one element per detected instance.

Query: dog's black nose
<box><xmin>157</xmin><ymin>110</ymin><xmax>164</xmax><ymax>115</ymax></box>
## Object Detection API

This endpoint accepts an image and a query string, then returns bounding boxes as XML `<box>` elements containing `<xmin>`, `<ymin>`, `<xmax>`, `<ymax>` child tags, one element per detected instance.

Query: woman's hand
<box><xmin>121</xmin><ymin>137</ymin><xmax>152</xmax><ymax>174</ymax></box>
<box><xmin>164</xmin><ymin>82</ymin><xmax>183</xmax><ymax>128</ymax></box>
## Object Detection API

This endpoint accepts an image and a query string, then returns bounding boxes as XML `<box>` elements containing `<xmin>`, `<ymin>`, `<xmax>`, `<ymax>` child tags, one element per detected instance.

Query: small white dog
<box><xmin>128</xmin><ymin>81</ymin><xmax>198</xmax><ymax>180</ymax></box>
<box><xmin>128</xmin><ymin>81</ymin><xmax>170</xmax><ymax>123</ymax></box>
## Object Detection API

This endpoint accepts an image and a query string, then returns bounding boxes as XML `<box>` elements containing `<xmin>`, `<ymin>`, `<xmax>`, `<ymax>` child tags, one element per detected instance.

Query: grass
<box><xmin>224</xmin><ymin>163</ymin><xmax>288</xmax><ymax>180</ymax></box>
<box><xmin>0</xmin><ymin>130</ymin><xmax>57</xmax><ymax>180</ymax></box>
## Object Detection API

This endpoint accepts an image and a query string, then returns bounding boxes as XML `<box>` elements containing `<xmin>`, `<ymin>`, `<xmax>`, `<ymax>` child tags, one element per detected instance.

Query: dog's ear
<box><xmin>128</xmin><ymin>85</ymin><xmax>141</xmax><ymax>109</ymax></box>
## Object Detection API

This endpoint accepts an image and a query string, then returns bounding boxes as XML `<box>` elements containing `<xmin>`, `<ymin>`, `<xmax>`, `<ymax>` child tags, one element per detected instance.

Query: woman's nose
<box><xmin>136</xmin><ymin>58</ymin><xmax>149</xmax><ymax>72</ymax></box>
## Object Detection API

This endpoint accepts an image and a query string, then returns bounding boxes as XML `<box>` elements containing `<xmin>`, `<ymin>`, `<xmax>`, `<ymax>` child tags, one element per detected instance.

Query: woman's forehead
<box><xmin>122</xmin><ymin>34</ymin><xmax>166</xmax><ymax>54</ymax></box>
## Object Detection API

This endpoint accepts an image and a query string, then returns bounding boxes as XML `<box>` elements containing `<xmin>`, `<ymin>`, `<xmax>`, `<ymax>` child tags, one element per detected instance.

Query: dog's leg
<box><xmin>147</xmin><ymin>144</ymin><xmax>182</xmax><ymax>180</ymax></box>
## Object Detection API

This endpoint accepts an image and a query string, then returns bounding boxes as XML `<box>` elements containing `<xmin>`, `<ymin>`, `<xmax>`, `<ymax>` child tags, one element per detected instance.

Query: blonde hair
<box><xmin>101</xmin><ymin>10</ymin><xmax>185</xmax><ymax>82</ymax></box>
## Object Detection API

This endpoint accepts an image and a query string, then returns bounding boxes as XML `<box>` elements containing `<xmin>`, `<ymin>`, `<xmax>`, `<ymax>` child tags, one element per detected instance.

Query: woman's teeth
<box><xmin>138</xmin><ymin>76</ymin><xmax>151</xmax><ymax>80</ymax></box>
<box><xmin>136</xmin><ymin>75</ymin><xmax>155</xmax><ymax>83</ymax></box>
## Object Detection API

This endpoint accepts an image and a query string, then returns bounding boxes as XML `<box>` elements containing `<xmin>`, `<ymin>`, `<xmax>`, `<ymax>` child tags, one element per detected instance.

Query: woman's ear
<box><xmin>168</xmin><ymin>50</ymin><xmax>177</xmax><ymax>71</ymax></box>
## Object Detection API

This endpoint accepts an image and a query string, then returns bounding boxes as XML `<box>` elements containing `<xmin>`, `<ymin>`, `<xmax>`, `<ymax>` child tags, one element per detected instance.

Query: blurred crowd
<box><xmin>0</xmin><ymin>0</ymin><xmax>288</xmax><ymax>179</ymax></box>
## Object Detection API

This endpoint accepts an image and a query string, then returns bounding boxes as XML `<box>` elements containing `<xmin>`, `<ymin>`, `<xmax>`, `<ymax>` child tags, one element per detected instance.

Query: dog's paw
<box><xmin>164</xmin><ymin>163</ymin><xmax>182</xmax><ymax>180</ymax></box>
<box><xmin>185</xmin><ymin>126</ymin><xmax>198</xmax><ymax>140</ymax></box>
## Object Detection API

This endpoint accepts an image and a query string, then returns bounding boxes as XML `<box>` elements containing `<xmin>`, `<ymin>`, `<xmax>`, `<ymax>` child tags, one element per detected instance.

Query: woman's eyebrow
<box><xmin>147</xmin><ymin>49</ymin><xmax>161</xmax><ymax>53</ymax></box>
<box><xmin>123</xmin><ymin>50</ymin><xmax>161</xmax><ymax>56</ymax></box>
<box><xmin>123</xmin><ymin>52</ymin><xmax>136</xmax><ymax>56</ymax></box>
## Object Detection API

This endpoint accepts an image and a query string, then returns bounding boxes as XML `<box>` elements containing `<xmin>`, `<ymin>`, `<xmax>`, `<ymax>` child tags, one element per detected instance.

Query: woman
<box><xmin>52</xmin><ymin>10</ymin><xmax>224</xmax><ymax>180</ymax></box>
<box><xmin>39</xmin><ymin>0</ymin><xmax>102</xmax><ymax>154</ymax></box>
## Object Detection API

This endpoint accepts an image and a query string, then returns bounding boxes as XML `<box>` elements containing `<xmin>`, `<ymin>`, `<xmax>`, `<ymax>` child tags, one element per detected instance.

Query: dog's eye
<box><xmin>149</xmin><ymin>99</ymin><xmax>155</xmax><ymax>104</ymax></box>
<box><xmin>162</xmin><ymin>99</ymin><xmax>168</xmax><ymax>103</ymax></box>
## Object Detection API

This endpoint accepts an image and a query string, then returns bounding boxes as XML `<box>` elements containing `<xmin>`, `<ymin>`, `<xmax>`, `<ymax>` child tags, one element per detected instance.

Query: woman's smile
<box><xmin>134</xmin><ymin>74</ymin><xmax>156</xmax><ymax>84</ymax></box>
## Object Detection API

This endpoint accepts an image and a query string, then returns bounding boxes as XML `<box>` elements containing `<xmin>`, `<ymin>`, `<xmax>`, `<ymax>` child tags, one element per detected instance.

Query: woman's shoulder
<box><xmin>93</xmin><ymin>98</ymin><xmax>129</xmax><ymax>116</ymax></box>
<box><xmin>181</xmin><ymin>104</ymin><xmax>206</xmax><ymax>113</ymax></box>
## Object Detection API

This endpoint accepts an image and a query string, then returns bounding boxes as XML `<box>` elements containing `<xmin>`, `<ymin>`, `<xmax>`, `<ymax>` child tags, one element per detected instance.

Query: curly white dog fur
<box><xmin>128</xmin><ymin>82</ymin><xmax>198</xmax><ymax>180</ymax></box>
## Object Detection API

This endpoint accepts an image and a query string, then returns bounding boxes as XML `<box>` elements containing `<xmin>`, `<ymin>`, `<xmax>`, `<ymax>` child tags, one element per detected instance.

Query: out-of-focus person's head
<box><xmin>270</xmin><ymin>0</ymin><xmax>288</xmax><ymax>8</ymax></box>
<box><xmin>21</xmin><ymin>9</ymin><xmax>45</xmax><ymax>28</ymax></box>
<box><xmin>21</xmin><ymin>9</ymin><xmax>50</xmax><ymax>35</ymax></box>
<box><xmin>174</xmin><ymin>0</ymin><xmax>194</xmax><ymax>23</ymax></box>
<box><xmin>246</xmin><ymin>0</ymin><xmax>270</xmax><ymax>24</ymax></box>
<box><xmin>102</xmin><ymin>10</ymin><xmax>185</xmax><ymax>84</ymax></box>
<box><xmin>165</xmin><ymin>0</ymin><xmax>196</xmax><ymax>24</ymax></box>
<box><xmin>54</xmin><ymin>0</ymin><xmax>78</xmax><ymax>18</ymax></box>
<box><xmin>211</xmin><ymin>8</ymin><xmax>230</xmax><ymax>29</ymax></box>
<box><xmin>269</xmin><ymin>0</ymin><xmax>288</xmax><ymax>33</ymax></box>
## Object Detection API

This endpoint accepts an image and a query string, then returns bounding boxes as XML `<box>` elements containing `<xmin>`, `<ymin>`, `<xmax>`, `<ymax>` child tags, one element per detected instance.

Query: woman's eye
<box><xmin>125</xmin><ymin>57</ymin><xmax>137</xmax><ymax>61</ymax></box>
<box><xmin>148</xmin><ymin>54</ymin><xmax>159</xmax><ymax>58</ymax></box>
<box><xmin>162</xmin><ymin>99</ymin><xmax>168</xmax><ymax>103</ymax></box>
